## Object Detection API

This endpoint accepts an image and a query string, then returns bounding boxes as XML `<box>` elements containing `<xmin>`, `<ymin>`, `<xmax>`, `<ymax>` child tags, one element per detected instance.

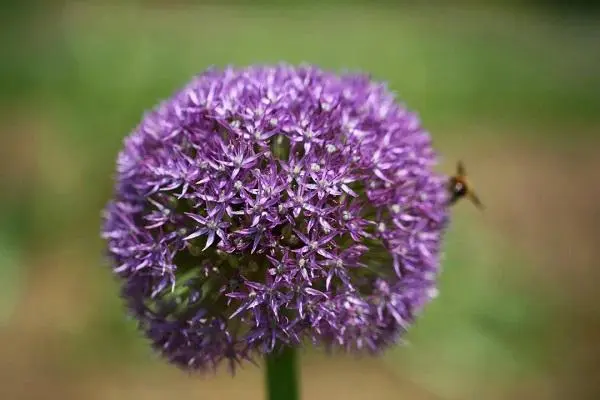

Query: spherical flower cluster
<box><xmin>102</xmin><ymin>64</ymin><xmax>450</xmax><ymax>373</ymax></box>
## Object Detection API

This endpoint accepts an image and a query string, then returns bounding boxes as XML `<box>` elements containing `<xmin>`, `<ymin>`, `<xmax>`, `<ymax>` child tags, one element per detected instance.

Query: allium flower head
<box><xmin>102</xmin><ymin>64</ymin><xmax>450</xmax><ymax>373</ymax></box>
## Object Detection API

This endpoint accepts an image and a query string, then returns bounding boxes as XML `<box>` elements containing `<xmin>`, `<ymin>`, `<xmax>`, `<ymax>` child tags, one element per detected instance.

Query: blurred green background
<box><xmin>1</xmin><ymin>1</ymin><xmax>599</xmax><ymax>399</ymax></box>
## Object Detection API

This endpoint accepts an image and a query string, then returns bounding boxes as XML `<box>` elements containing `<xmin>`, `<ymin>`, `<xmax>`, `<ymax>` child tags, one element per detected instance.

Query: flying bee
<box><xmin>448</xmin><ymin>160</ymin><xmax>484</xmax><ymax>210</ymax></box>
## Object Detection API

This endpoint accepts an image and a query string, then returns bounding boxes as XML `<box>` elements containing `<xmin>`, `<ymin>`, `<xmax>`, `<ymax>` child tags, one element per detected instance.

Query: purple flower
<box><xmin>102</xmin><ymin>64</ymin><xmax>450</xmax><ymax>373</ymax></box>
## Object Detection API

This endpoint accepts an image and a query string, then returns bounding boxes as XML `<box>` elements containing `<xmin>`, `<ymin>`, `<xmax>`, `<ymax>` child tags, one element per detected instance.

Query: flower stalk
<box><xmin>265</xmin><ymin>347</ymin><xmax>299</xmax><ymax>400</ymax></box>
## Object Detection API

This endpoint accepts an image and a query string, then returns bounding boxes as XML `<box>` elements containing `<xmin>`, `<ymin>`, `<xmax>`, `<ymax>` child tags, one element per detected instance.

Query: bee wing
<box><xmin>468</xmin><ymin>191</ymin><xmax>485</xmax><ymax>210</ymax></box>
<box><xmin>457</xmin><ymin>160</ymin><xmax>467</xmax><ymax>177</ymax></box>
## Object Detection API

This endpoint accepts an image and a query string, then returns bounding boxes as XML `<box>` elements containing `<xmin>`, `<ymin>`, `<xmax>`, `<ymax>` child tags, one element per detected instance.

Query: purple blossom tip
<box><xmin>102</xmin><ymin>64</ymin><xmax>450</xmax><ymax>373</ymax></box>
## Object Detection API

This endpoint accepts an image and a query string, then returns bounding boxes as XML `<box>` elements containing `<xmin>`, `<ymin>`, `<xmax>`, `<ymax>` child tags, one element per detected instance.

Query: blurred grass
<box><xmin>1</xmin><ymin>2</ymin><xmax>599</xmax><ymax>399</ymax></box>
<box><xmin>392</xmin><ymin>215</ymin><xmax>555</xmax><ymax>397</ymax></box>
<box><xmin>0</xmin><ymin>231</ymin><xmax>22</xmax><ymax>326</ymax></box>
<box><xmin>11</xmin><ymin>4</ymin><xmax>600</xmax><ymax>130</ymax></box>
<box><xmin>50</xmin><ymin>5</ymin><xmax>600</xmax><ymax>126</ymax></box>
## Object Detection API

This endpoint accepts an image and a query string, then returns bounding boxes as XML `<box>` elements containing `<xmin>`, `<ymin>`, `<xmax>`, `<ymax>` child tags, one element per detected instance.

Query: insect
<box><xmin>448</xmin><ymin>160</ymin><xmax>484</xmax><ymax>210</ymax></box>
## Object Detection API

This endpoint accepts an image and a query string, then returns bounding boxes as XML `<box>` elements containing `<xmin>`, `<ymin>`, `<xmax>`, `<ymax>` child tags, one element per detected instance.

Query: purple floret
<box><xmin>102</xmin><ymin>64</ymin><xmax>450</xmax><ymax>373</ymax></box>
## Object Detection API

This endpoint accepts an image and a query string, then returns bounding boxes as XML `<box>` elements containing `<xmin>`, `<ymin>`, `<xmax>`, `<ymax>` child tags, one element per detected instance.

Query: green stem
<box><xmin>265</xmin><ymin>346</ymin><xmax>300</xmax><ymax>400</ymax></box>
